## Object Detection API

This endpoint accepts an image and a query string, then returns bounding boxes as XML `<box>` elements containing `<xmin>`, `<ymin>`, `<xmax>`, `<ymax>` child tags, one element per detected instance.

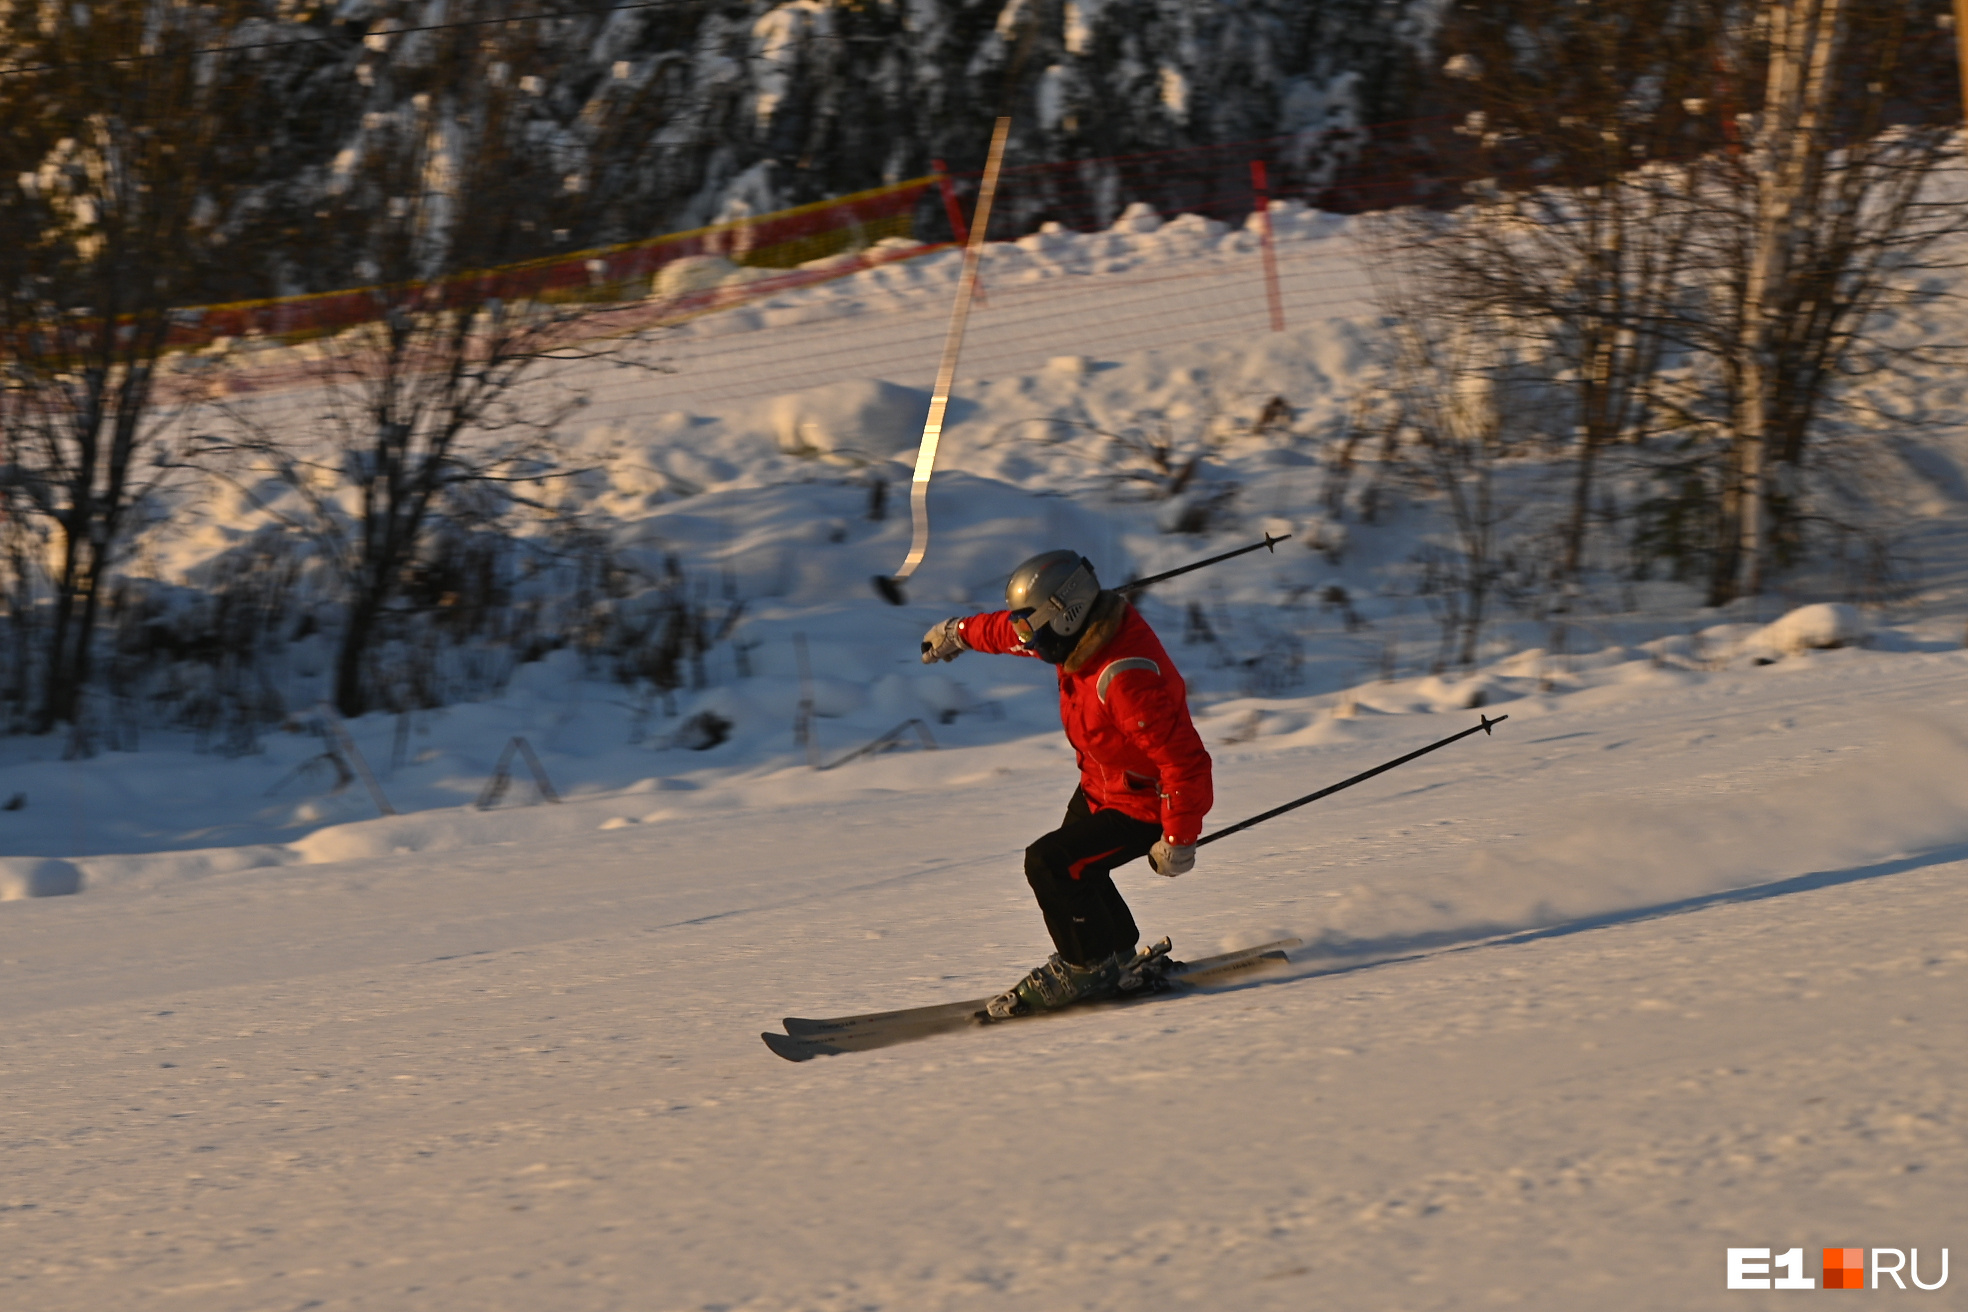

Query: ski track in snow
<box><xmin>4</xmin><ymin>202</ymin><xmax>1968</xmax><ymax>1309</ymax></box>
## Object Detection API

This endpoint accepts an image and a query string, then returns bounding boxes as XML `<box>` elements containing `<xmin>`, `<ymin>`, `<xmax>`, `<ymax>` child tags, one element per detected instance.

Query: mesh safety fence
<box><xmin>162</xmin><ymin>175</ymin><xmax>943</xmax><ymax>351</ymax></box>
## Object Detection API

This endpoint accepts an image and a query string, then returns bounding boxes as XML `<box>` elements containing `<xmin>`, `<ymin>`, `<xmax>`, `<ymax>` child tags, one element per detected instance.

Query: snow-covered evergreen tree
<box><xmin>141</xmin><ymin>1</ymin><xmax>1431</xmax><ymax>296</ymax></box>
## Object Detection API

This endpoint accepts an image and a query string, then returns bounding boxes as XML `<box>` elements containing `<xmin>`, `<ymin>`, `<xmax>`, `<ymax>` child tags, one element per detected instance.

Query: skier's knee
<box><xmin>1024</xmin><ymin>837</ymin><xmax>1063</xmax><ymax>890</ymax></box>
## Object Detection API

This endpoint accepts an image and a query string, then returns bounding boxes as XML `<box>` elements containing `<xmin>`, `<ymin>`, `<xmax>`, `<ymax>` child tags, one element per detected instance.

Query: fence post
<box><xmin>319</xmin><ymin>706</ymin><xmax>395</xmax><ymax>817</ymax></box>
<box><xmin>932</xmin><ymin>158</ymin><xmax>969</xmax><ymax>245</ymax></box>
<box><xmin>1251</xmin><ymin>159</ymin><xmax>1285</xmax><ymax>332</ymax></box>
<box><xmin>932</xmin><ymin>157</ymin><xmax>987</xmax><ymax>308</ymax></box>
<box><xmin>816</xmin><ymin>718</ymin><xmax>938</xmax><ymax>772</ymax></box>
<box><xmin>476</xmin><ymin>736</ymin><xmax>560</xmax><ymax>809</ymax></box>
<box><xmin>793</xmin><ymin>633</ymin><xmax>820</xmax><ymax>768</ymax></box>
<box><xmin>512</xmin><ymin>737</ymin><xmax>561</xmax><ymax>804</ymax></box>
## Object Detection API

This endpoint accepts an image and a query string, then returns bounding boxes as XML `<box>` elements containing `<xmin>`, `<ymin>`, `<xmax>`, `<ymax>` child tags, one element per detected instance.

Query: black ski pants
<box><xmin>1024</xmin><ymin>787</ymin><xmax>1161</xmax><ymax>967</ymax></box>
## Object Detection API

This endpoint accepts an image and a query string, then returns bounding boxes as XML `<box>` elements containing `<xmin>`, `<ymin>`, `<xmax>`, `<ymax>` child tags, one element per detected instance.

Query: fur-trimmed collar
<box><xmin>1062</xmin><ymin>591</ymin><xmax>1129</xmax><ymax>674</ymax></box>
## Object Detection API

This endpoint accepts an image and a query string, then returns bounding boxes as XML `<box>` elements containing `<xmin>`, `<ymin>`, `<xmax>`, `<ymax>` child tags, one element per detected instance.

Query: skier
<box><xmin>919</xmin><ymin>549</ymin><xmax>1213</xmax><ymax>1018</ymax></box>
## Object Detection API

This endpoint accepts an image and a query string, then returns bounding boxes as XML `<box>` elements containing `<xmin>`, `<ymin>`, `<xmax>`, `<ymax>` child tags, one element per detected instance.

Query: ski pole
<box><xmin>1197</xmin><ymin>714</ymin><xmax>1507</xmax><ymax>848</ymax></box>
<box><xmin>876</xmin><ymin>116</ymin><xmax>1013</xmax><ymax>606</ymax></box>
<box><xmin>1117</xmin><ymin>532</ymin><xmax>1290</xmax><ymax>598</ymax></box>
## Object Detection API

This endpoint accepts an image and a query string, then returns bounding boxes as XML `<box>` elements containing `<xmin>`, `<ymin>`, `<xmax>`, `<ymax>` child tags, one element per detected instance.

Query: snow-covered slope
<box><xmin>5</xmin><ymin>645</ymin><xmax>1965</xmax><ymax>1309</ymax></box>
<box><xmin>5</xmin><ymin>170</ymin><xmax>1968</xmax><ymax>1309</ymax></box>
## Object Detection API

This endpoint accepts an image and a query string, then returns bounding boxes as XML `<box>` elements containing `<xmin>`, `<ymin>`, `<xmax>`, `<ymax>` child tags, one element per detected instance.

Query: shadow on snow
<box><xmin>1228</xmin><ymin>841</ymin><xmax>1968</xmax><ymax>993</ymax></box>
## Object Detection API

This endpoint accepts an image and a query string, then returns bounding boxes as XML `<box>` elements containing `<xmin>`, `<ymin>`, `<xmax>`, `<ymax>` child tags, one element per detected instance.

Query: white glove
<box><xmin>920</xmin><ymin>617</ymin><xmax>969</xmax><ymax>664</ymax></box>
<box><xmin>1148</xmin><ymin>840</ymin><xmax>1195</xmax><ymax>877</ymax></box>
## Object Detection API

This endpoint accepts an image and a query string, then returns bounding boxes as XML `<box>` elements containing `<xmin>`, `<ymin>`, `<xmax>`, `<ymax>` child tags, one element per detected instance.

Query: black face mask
<box><xmin>1025</xmin><ymin>623</ymin><xmax>1078</xmax><ymax>665</ymax></box>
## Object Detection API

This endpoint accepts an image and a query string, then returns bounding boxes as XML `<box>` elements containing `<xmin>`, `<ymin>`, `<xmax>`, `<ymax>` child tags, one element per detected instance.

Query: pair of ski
<box><xmin>761</xmin><ymin>938</ymin><xmax>1300</xmax><ymax>1061</ymax></box>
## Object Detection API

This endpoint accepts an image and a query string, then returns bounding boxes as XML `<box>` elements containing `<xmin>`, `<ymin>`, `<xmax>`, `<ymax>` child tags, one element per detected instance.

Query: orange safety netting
<box><xmin>163</xmin><ymin>175</ymin><xmax>940</xmax><ymax>350</ymax></box>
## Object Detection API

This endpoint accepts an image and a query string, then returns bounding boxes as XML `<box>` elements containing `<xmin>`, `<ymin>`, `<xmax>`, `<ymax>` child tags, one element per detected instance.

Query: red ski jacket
<box><xmin>957</xmin><ymin>596</ymin><xmax>1213</xmax><ymax>844</ymax></box>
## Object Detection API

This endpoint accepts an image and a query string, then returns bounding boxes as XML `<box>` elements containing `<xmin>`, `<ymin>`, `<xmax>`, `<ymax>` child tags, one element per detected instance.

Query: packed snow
<box><xmin>4</xmin><ymin>198</ymin><xmax>1966</xmax><ymax>1309</ymax></box>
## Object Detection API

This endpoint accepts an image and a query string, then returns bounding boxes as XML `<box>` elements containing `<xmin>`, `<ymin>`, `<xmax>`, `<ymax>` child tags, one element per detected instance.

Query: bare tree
<box><xmin>1414</xmin><ymin>0</ymin><xmax>1964</xmax><ymax>610</ymax></box>
<box><xmin>1418</xmin><ymin>1</ymin><xmax>1725</xmax><ymax>604</ymax></box>
<box><xmin>199</xmin><ymin>13</ymin><xmax>636</xmax><ymax>718</ymax></box>
<box><xmin>1699</xmin><ymin>0</ymin><xmax>1963</xmax><ymax>602</ymax></box>
<box><xmin>1357</xmin><ymin>238</ymin><xmax>1537</xmax><ymax>669</ymax></box>
<box><xmin>0</xmin><ymin>2</ymin><xmax>295</xmax><ymax>735</ymax></box>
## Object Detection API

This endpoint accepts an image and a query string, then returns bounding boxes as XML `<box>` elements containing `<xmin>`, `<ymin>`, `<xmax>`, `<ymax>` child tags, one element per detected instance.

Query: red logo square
<box><xmin>1824</xmin><ymin>1248</ymin><xmax>1865</xmax><ymax>1289</ymax></box>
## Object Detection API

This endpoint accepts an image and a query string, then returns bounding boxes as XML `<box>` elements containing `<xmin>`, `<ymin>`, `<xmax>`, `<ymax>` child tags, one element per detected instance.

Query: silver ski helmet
<box><xmin>1006</xmin><ymin>549</ymin><xmax>1099</xmax><ymax>663</ymax></box>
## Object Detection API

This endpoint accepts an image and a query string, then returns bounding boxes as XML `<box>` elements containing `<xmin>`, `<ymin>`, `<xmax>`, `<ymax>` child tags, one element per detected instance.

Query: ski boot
<box><xmin>1116</xmin><ymin>936</ymin><xmax>1179</xmax><ymax>994</ymax></box>
<box><xmin>985</xmin><ymin>951</ymin><xmax>1125</xmax><ymax>1020</ymax></box>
